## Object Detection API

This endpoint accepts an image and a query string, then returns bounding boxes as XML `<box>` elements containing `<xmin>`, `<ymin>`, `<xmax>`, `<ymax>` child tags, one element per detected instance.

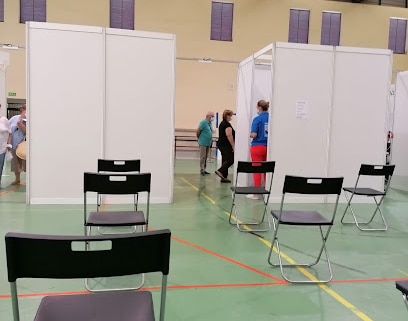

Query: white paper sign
<box><xmin>296</xmin><ymin>100</ymin><xmax>308</xmax><ymax>120</ymax></box>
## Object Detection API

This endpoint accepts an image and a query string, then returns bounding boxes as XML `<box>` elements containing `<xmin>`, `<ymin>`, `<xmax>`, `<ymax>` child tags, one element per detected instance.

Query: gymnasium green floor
<box><xmin>0</xmin><ymin>158</ymin><xmax>407</xmax><ymax>320</ymax></box>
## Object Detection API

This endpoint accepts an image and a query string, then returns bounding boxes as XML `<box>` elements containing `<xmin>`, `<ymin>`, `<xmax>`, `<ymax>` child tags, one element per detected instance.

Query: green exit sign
<box><xmin>8</xmin><ymin>92</ymin><xmax>16</xmax><ymax>97</ymax></box>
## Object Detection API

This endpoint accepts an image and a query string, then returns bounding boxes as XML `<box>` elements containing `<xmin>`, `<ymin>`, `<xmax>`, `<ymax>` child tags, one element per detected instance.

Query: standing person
<box><xmin>215</xmin><ymin>109</ymin><xmax>235</xmax><ymax>183</ymax></box>
<box><xmin>247</xmin><ymin>100</ymin><xmax>269</xmax><ymax>200</ymax></box>
<box><xmin>0</xmin><ymin>104</ymin><xmax>11</xmax><ymax>188</ymax></box>
<box><xmin>8</xmin><ymin>105</ymin><xmax>26</xmax><ymax>185</ymax></box>
<box><xmin>196</xmin><ymin>111</ymin><xmax>215</xmax><ymax>176</ymax></box>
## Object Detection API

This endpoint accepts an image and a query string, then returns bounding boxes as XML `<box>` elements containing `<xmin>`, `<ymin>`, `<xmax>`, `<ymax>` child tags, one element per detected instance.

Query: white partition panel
<box><xmin>104</xmin><ymin>29</ymin><xmax>175</xmax><ymax>203</ymax></box>
<box><xmin>27</xmin><ymin>22</ymin><xmax>175</xmax><ymax>204</ymax></box>
<box><xmin>391</xmin><ymin>71</ymin><xmax>408</xmax><ymax>190</ymax></box>
<box><xmin>0</xmin><ymin>51</ymin><xmax>9</xmax><ymax>118</ymax></box>
<box><xmin>235</xmin><ymin>56</ymin><xmax>254</xmax><ymax>170</ymax></box>
<box><xmin>234</xmin><ymin>45</ymin><xmax>272</xmax><ymax>187</ymax></box>
<box><xmin>269</xmin><ymin>43</ymin><xmax>334</xmax><ymax>202</ymax></box>
<box><xmin>27</xmin><ymin>22</ymin><xmax>104</xmax><ymax>204</ymax></box>
<box><xmin>328</xmin><ymin>47</ymin><xmax>391</xmax><ymax>194</ymax></box>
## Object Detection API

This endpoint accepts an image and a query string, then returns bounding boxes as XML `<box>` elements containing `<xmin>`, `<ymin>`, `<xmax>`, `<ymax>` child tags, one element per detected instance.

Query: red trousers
<box><xmin>250</xmin><ymin>145</ymin><xmax>267</xmax><ymax>187</ymax></box>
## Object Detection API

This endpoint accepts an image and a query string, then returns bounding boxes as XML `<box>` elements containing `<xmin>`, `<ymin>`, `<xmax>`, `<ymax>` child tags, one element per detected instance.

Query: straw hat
<box><xmin>16</xmin><ymin>141</ymin><xmax>26</xmax><ymax>160</ymax></box>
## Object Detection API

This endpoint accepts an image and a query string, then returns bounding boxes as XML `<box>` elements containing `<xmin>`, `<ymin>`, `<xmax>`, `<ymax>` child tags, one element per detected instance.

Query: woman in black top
<box><xmin>215</xmin><ymin>109</ymin><xmax>235</xmax><ymax>183</ymax></box>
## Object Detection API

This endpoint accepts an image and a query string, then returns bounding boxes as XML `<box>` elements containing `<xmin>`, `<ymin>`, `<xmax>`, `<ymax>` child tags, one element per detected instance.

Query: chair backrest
<box><xmin>236</xmin><ymin>161</ymin><xmax>276</xmax><ymax>174</ymax></box>
<box><xmin>84</xmin><ymin>172</ymin><xmax>151</xmax><ymax>194</ymax></box>
<box><xmin>283</xmin><ymin>176</ymin><xmax>344</xmax><ymax>195</ymax></box>
<box><xmin>5</xmin><ymin>229</ymin><xmax>171</xmax><ymax>321</ymax></box>
<box><xmin>98</xmin><ymin>159</ymin><xmax>140</xmax><ymax>173</ymax></box>
<box><xmin>358</xmin><ymin>164</ymin><xmax>395</xmax><ymax>177</ymax></box>
<box><xmin>6</xmin><ymin>229</ymin><xmax>170</xmax><ymax>281</ymax></box>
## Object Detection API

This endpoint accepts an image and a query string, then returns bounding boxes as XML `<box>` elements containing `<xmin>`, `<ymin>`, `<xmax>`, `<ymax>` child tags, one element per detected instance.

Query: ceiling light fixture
<box><xmin>1</xmin><ymin>44</ymin><xmax>20</xmax><ymax>50</ymax></box>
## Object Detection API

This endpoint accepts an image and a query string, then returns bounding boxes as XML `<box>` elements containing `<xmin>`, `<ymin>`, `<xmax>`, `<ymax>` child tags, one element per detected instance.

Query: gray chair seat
<box><xmin>343</xmin><ymin>187</ymin><xmax>385</xmax><ymax>196</ymax></box>
<box><xmin>87</xmin><ymin>211</ymin><xmax>146</xmax><ymax>226</ymax></box>
<box><xmin>35</xmin><ymin>291</ymin><xmax>154</xmax><ymax>321</ymax></box>
<box><xmin>271</xmin><ymin>210</ymin><xmax>332</xmax><ymax>225</ymax></box>
<box><xmin>396</xmin><ymin>280</ymin><xmax>408</xmax><ymax>295</ymax></box>
<box><xmin>230</xmin><ymin>186</ymin><xmax>269</xmax><ymax>195</ymax></box>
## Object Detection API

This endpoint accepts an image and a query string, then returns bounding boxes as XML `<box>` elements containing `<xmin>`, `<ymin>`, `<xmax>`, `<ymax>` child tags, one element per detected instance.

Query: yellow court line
<box><xmin>181</xmin><ymin>177</ymin><xmax>374</xmax><ymax>321</ymax></box>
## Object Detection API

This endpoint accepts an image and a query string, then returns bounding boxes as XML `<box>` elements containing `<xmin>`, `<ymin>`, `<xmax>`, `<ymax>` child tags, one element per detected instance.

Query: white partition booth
<box><xmin>234</xmin><ymin>44</ymin><xmax>272</xmax><ymax>187</ymax></box>
<box><xmin>0</xmin><ymin>51</ymin><xmax>10</xmax><ymax>118</ymax></box>
<box><xmin>390</xmin><ymin>71</ymin><xmax>408</xmax><ymax>190</ymax></box>
<box><xmin>27</xmin><ymin>22</ymin><xmax>175</xmax><ymax>204</ymax></box>
<box><xmin>235</xmin><ymin>42</ymin><xmax>392</xmax><ymax>202</ymax></box>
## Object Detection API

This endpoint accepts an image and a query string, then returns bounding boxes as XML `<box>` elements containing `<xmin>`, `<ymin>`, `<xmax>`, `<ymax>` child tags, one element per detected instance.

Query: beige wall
<box><xmin>0</xmin><ymin>0</ymin><xmax>407</xmax><ymax>128</ymax></box>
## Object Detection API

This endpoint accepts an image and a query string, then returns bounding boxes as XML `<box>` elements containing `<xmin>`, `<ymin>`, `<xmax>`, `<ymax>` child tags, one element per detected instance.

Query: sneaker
<box><xmin>215</xmin><ymin>170</ymin><xmax>225</xmax><ymax>179</ymax></box>
<box><xmin>220</xmin><ymin>178</ymin><xmax>231</xmax><ymax>183</ymax></box>
<box><xmin>246</xmin><ymin>194</ymin><xmax>260</xmax><ymax>200</ymax></box>
<box><xmin>204</xmin><ymin>171</ymin><xmax>211</xmax><ymax>175</ymax></box>
<box><xmin>200</xmin><ymin>171</ymin><xmax>206</xmax><ymax>176</ymax></box>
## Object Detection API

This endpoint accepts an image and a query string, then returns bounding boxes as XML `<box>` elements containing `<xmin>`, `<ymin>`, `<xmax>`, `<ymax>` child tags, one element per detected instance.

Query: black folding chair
<box><xmin>97</xmin><ymin>159</ymin><xmax>141</xmax><ymax>209</ymax></box>
<box><xmin>5</xmin><ymin>229</ymin><xmax>171</xmax><ymax>321</ymax></box>
<box><xmin>268</xmin><ymin>175</ymin><xmax>344</xmax><ymax>283</ymax></box>
<box><xmin>229</xmin><ymin>161</ymin><xmax>275</xmax><ymax>232</ymax></box>
<box><xmin>396</xmin><ymin>281</ymin><xmax>408</xmax><ymax>311</ymax></box>
<box><xmin>340</xmin><ymin>164</ymin><xmax>395</xmax><ymax>231</ymax></box>
<box><xmin>84</xmin><ymin>172</ymin><xmax>151</xmax><ymax>291</ymax></box>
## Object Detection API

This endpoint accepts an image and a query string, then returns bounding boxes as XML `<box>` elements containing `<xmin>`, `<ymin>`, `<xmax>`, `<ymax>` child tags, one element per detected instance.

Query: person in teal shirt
<box><xmin>196</xmin><ymin>111</ymin><xmax>214</xmax><ymax>176</ymax></box>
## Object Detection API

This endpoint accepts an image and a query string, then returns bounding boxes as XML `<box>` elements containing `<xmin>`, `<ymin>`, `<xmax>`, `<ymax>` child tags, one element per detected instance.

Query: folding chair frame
<box><xmin>228</xmin><ymin>161</ymin><xmax>275</xmax><ymax>232</ymax></box>
<box><xmin>97</xmin><ymin>159</ymin><xmax>141</xmax><ymax>213</ymax></box>
<box><xmin>268</xmin><ymin>175</ymin><xmax>344</xmax><ymax>284</ymax></box>
<box><xmin>83</xmin><ymin>172</ymin><xmax>151</xmax><ymax>292</ymax></box>
<box><xmin>5</xmin><ymin>230</ymin><xmax>171</xmax><ymax>321</ymax></box>
<box><xmin>340</xmin><ymin>164</ymin><xmax>395</xmax><ymax>231</ymax></box>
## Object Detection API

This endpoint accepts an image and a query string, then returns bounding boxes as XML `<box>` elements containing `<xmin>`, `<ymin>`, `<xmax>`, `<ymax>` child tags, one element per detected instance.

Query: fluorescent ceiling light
<box><xmin>2</xmin><ymin>44</ymin><xmax>19</xmax><ymax>50</ymax></box>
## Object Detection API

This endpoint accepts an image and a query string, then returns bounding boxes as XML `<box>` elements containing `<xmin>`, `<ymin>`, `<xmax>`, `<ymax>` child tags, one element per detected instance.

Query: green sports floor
<box><xmin>0</xmin><ymin>158</ymin><xmax>407</xmax><ymax>321</ymax></box>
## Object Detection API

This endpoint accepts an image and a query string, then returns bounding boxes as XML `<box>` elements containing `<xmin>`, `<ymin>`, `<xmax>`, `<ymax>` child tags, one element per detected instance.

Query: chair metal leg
<box><xmin>85</xmin><ymin>273</ymin><xmax>145</xmax><ymax>292</ymax></box>
<box><xmin>97</xmin><ymin>225</ymin><xmax>138</xmax><ymax>234</ymax></box>
<box><xmin>341</xmin><ymin>192</ymin><xmax>387</xmax><ymax>231</ymax></box>
<box><xmin>230</xmin><ymin>195</ymin><xmax>272</xmax><ymax>232</ymax></box>
<box><xmin>402</xmin><ymin>293</ymin><xmax>408</xmax><ymax>311</ymax></box>
<box><xmin>84</xmin><ymin>224</ymin><xmax>146</xmax><ymax>292</ymax></box>
<box><xmin>268</xmin><ymin>219</ymin><xmax>334</xmax><ymax>283</ymax></box>
<box><xmin>228</xmin><ymin>195</ymin><xmax>236</xmax><ymax>225</ymax></box>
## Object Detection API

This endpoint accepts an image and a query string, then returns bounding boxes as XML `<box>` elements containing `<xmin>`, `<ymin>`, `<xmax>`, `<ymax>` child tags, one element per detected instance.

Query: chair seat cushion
<box><xmin>230</xmin><ymin>186</ymin><xmax>269</xmax><ymax>195</ymax></box>
<box><xmin>343</xmin><ymin>187</ymin><xmax>385</xmax><ymax>196</ymax></box>
<box><xmin>271</xmin><ymin>210</ymin><xmax>332</xmax><ymax>225</ymax></box>
<box><xmin>86</xmin><ymin>211</ymin><xmax>146</xmax><ymax>226</ymax></box>
<box><xmin>34</xmin><ymin>291</ymin><xmax>154</xmax><ymax>321</ymax></box>
<box><xmin>396</xmin><ymin>281</ymin><xmax>408</xmax><ymax>295</ymax></box>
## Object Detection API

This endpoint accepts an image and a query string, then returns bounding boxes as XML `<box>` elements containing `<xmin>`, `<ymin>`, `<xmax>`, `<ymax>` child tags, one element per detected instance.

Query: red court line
<box><xmin>1</xmin><ymin>276</ymin><xmax>406</xmax><ymax>299</ymax></box>
<box><xmin>172</xmin><ymin>235</ymin><xmax>284</xmax><ymax>282</ymax></box>
<box><xmin>0</xmin><ymin>282</ymin><xmax>285</xmax><ymax>299</ymax></box>
<box><xmin>0</xmin><ymin>184</ymin><xmax>24</xmax><ymax>197</ymax></box>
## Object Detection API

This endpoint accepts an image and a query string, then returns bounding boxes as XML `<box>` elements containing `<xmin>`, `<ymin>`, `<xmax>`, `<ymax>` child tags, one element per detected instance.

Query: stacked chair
<box><xmin>83</xmin><ymin>159</ymin><xmax>152</xmax><ymax>291</ymax></box>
